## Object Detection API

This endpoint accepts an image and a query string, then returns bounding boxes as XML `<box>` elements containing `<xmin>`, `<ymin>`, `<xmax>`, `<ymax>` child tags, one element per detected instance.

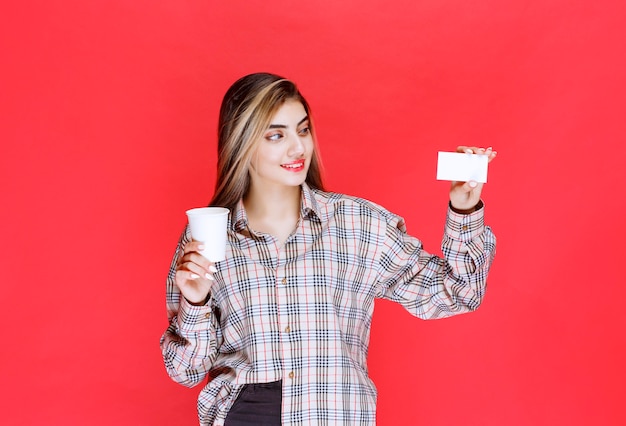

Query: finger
<box><xmin>175</xmin><ymin>269</ymin><xmax>203</xmax><ymax>283</ymax></box>
<box><xmin>458</xmin><ymin>146</ymin><xmax>484</xmax><ymax>154</ymax></box>
<box><xmin>453</xmin><ymin>180</ymin><xmax>481</xmax><ymax>193</ymax></box>
<box><xmin>457</xmin><ymin>146</ymin><xmax>495</xmax><ymax>156</ymax></box>
<box><xmin>181</xmin><ymin>261</ymin><xmax>215</xmax><ymax>281</ymax></box>
<box><xmin>466</xmin><ymin>180</ymin><xmax>481</xmax><ymax>191</ymax></box>
<box><xmin>178</xmin><ymin>254</ymin><xmax>217</xmax><ymax>280</ymax></box>
<box><xmin>181</xmin><ymin>244</ymin><xmax>218</xmax><ymax>273</ymax></box>
<box><xmin>183</xmin><ymin>241</ymin><xmax>205</xmax><ymax>254</ymax></box>
<box><xmin>183</xmin><ymin>252</ymin><xmax>217</xmax><ymax>274</ymax></box>
<box><xmin>183</xmin><ymin>262</ymin><xmax>215</xmax><ymax>281</ymax></box>
<box><xmin>450</xmin><ymin>179</ymin><xmax>479</xmax><ymax>191</ymax></box>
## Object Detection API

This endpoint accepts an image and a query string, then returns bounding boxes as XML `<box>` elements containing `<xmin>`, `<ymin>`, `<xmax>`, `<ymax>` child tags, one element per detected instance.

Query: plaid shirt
<box><xmin>160</xmin><ymin>184</ymin><xmax>496</xmax><ymax>425</ymax></box>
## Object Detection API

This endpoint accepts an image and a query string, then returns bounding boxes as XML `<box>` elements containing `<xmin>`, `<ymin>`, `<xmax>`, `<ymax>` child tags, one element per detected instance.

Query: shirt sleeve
<box><xmin>159</xmin><ymin>227</ymin><xmax>222</xmax><ymax>387</ymax></box>
<box><xmin>376</xmin><ymin>203</ymin><xmax>496</xmax><ymax>319</ymax></box>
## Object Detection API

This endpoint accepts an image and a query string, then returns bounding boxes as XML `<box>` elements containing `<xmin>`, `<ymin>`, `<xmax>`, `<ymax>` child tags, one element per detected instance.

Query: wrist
<box><xmin>186</xmin><ymin>294</ymin><xmax>210</xmax><ymax>306</ymax></box>
<box><xmin>450</xmin><ymin>200</ymin><xmax>483</xmax><ymax>214</ymax></box>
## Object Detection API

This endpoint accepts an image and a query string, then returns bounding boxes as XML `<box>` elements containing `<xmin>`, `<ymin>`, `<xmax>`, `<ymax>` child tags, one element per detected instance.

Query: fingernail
<box><xmin>190</xmin><ymin>273</ymin><xmax>199</xmax><ymax>279</ymax></box>
<box><xmin>205</xmin><ymin>273</ymin><xmax>214</xmax><ymax>281</ymax></box>
<box><xmin>198</xmin><ymin>244</ymin><xmax>205</xmax><ymax>250</ymax></box>
<box><xmin>208</xmin><ymin>265</ymin><xmax>217</xmax><ymax>273</ymax></box>
<box><xmin>469</xmin><ymin>181</ymin><xmax>478</xmax><ymax>188</ymax></box>
<box><xmin>465</xmin><ymin>149</ymin><xmax>473</xmax><ymax>154</ymax></box>
<box><xmin>487</xmin><ymin>146</ymin><xmax>493</xmax><ymax>150</ymax></box>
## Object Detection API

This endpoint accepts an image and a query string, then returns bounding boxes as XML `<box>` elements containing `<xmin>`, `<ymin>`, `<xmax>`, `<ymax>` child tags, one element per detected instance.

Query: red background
<box><xmin>2</xmin><ymin>0</ymin><xmax>625</xmax><ymax>424</ymax></box>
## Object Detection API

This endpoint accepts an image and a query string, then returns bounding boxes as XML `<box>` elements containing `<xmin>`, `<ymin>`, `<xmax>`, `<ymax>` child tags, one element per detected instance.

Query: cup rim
<box><xmin>185</xmin><ymin>207</ymin><xmax>230</xmax><ymax>216</ymax></box>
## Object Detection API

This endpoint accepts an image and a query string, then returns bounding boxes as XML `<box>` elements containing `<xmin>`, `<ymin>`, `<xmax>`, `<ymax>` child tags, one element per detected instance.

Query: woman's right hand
<box><xmin>175</xmin><ymin>241</ymin><xmax>217</xmax><ymax>305</ymax></box>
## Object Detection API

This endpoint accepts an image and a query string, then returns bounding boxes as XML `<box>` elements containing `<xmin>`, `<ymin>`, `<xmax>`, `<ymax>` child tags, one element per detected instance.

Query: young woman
<box><xmin>160</xmin><ymin>73</ymin><xmax>497</xmax><ymax>425</ymax></box>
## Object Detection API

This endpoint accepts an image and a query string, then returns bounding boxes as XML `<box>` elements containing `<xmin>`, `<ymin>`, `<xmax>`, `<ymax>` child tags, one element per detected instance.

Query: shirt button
<box><xmin>281</xmin><ymin>278</ymin><xmax>287</xmax><ymax>285</ymax></box>
<box><xmin>461</xmin><ymin>225</ymin><xmax>468</xmax><ymax>231</ymax></box>
<box><xmin>204</xmin><ymin>312</ymin><xmax>211</xmax><ymax>319</ymax></box>
<box><xmin>284</xmin><ymin>326</ymin><xmax>291</xmax><ymax>333</ymax></box>
<box><xmin>288</xmin><ymin>371</ymin><xmax>295</xmax><ymax>379</ymax></box>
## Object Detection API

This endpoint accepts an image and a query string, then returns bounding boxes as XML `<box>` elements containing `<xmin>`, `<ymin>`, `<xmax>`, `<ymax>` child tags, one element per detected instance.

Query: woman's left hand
<box><xmin>449</xmin><ymin>146</ymin><xmax>497</xmax><ymax>211</ymax></box>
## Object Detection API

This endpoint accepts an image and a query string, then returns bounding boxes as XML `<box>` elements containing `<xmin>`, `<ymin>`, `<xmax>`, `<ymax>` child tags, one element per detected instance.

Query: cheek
<box><xmin>305</xmin><ymin>139</ymin><xmax>315</xmax><ymax>155</ymax></box>
<box><xmin>250</xmin><ymin>146</ymin><xmax>279</xmax><ymax>172</ymax></box>
<box><xmin>263</xmin><ymin>145</ymin><xmax>286</xmax><ymax>163</ymax></box>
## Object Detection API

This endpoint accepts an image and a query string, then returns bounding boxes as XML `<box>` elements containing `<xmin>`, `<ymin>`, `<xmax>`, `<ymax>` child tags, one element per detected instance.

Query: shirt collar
<box><xmin>300</xmin><ymin>182</ymin><xmax>322</xmax><ymax>222</ymax></box>
<box><xmin>230</xmin><ymin>183</ymin><xmax>323</xmax><ymax>232</ymax></box>
<box><xmin>231</xmin><ymin>198</ymin><xmax>248</xmax><ymax>232</ymax></box>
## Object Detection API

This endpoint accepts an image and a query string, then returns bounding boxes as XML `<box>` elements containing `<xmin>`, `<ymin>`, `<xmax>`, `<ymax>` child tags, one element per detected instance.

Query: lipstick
<box><xmin>281</xmin><ymin>159</ymin><xmax>306</xmax><ymax>172</ymax></box>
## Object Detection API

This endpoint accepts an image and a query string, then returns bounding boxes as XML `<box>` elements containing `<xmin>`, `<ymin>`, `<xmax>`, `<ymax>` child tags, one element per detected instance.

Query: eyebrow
<box><xmin>268</xmin><ymin>115</ymin><xmax>309</xmax><ymax>129</ymax></box>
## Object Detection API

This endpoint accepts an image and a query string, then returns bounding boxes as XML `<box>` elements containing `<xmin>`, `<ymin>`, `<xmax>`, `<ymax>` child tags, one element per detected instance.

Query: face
<box><xmin>248</xmin><ymin>100</ymin><xmax>314</xmax><ymax>191</ymax></box>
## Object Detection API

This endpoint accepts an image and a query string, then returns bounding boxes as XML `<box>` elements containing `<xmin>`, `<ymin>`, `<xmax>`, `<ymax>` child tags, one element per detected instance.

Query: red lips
<box><xmin>281</xmin><ymin>159</ymin><xmax>305</xmax><ymax>172</ymax></box>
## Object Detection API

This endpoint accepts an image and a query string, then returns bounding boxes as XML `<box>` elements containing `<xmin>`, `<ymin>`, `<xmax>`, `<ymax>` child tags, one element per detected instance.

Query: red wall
<box><xmin>2</xmin><ymin>1</ymin><xmax>625</xmax><ymax>424</ymax></box>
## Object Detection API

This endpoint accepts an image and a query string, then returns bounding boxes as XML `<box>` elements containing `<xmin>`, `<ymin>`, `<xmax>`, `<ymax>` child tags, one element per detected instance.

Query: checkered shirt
<box><xmin>160</xmin><ymin>183</ymin><xmax>496</xmax><ymax>425</ymax></box>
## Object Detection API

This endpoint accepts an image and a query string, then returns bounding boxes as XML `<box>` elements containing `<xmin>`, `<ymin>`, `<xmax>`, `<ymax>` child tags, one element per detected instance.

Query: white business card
<box><xmin>436</xmin><ymin>152</ymin><xmax>488</xmax><ymax>183</ymax></box>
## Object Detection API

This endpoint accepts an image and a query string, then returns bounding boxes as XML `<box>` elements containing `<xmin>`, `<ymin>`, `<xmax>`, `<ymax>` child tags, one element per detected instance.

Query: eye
<box><xmin>298</xmin><ymin>126</ymin><xmax>311</xmax><ymax>136</ymax></box>
<box><xmin>265</xmin><ymin>132</ymin><xmax>283</xmax><ymax>142</ymax></box>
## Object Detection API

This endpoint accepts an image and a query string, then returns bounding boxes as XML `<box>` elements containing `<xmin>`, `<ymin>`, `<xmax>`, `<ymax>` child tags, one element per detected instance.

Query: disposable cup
<box><xmin>185</xmin><ymin>207</ymin><xmax>230</xmax><ymax>262</ymax></box>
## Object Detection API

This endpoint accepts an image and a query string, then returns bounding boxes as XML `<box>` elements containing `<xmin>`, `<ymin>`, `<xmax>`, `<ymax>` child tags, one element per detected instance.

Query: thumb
<box><xmin>452</xmin><ymin>180</ymin><xmax>480</xmax><ymax>194</ymax></box>
<box><xmin>463</xmin><ymin>180</ymin><xmax>480</xmax><ymax>192</ymax></box>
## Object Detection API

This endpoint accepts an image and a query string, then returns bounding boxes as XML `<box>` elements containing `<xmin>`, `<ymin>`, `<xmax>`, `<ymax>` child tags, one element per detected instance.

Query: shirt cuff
<box><xmin>445</xmin><ymin>201</ymin><xmax>485</xmax><ymax>243</ymax></box>
<box><xmin>176</xmin><ymin>295</ymin><xmax>216</xmax><ymax>334</ymax></box>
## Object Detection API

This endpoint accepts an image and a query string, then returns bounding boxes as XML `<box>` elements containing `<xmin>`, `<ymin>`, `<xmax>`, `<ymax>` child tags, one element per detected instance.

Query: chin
<box><xmin>285</xmin><ymin>178</ymin><xmax>307</xmax><ymax>187</ymax></box>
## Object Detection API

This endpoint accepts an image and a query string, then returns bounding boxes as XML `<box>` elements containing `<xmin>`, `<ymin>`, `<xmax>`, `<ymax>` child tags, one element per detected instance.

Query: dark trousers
<box><xmin>224</xmin><ymin>380</ymin><xmax>282</xmax><ymax>426</ymax></box>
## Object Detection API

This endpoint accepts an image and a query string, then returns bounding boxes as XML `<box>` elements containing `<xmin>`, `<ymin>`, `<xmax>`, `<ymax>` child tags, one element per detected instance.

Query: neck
<box><xmin>243</xmin><ymin>183</ymin><xmax>302</xmax><ymax>222</ymax></box>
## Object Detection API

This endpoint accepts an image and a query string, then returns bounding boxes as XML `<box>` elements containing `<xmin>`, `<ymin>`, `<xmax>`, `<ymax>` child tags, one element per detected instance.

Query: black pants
<box><xmin>224</xmin><ymin>380</ymin><xmax>282</xmax><ymax>426</ymax></box>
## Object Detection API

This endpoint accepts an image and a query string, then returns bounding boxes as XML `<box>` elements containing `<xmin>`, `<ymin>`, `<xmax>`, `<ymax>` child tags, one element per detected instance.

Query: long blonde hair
<box><xmin>209</xmin><ymin>73</ymin><xmax>325</xmax><ymax>209</ymax></box>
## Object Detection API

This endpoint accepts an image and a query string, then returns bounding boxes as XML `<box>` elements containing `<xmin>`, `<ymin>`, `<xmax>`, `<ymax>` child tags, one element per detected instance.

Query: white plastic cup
<box><xmin>185</xmin><ymin>207</ymin><xmax>230</xmax><ymax>262</ymax></box>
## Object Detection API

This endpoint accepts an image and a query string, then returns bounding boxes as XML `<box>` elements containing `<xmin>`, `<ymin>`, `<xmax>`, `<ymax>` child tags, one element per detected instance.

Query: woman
<box><xmin>160</xmin><ymin>73</ymin><xmax>497</xmax><ymax>425</ymax></box>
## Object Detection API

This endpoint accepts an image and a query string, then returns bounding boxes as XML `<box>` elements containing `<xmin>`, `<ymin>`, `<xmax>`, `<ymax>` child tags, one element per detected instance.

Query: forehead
<box><xmin>269</xmin><ymin>100</ymin><xmax>307</xmax><ymax>124</ymax></box>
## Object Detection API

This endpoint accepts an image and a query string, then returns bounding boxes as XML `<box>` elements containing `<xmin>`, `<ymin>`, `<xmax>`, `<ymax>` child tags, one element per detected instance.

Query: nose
<box><xmin>288</xmin><ymin>133</ymin><xmax>306</xmax><ymax>157</ymax></box>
